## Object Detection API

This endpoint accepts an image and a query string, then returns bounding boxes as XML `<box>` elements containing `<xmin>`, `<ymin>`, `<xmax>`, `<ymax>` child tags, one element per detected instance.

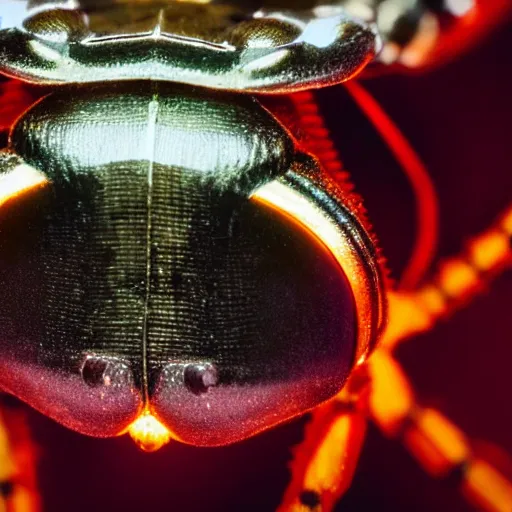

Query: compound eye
<box><xmin>0</xmin><ymin>352</ymin><xmax>142</xmax><ymax>438</ymax></box>
<box><xmin>148</xmin><ymin>199</ymin><xmax>360</xmax><ymax>446</ymax></box>
<box><xmin>183</xmin><ymin>364</ymin><xmax>219</xmax><ymax>395</ymax></box>
<box><xmin>0</xmin><ymin>171</ymin><xmax>142</xmax><ymax>437</ymax></box>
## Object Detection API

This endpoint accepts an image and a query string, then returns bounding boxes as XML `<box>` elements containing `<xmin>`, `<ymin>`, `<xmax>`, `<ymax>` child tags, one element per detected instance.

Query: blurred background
<box><xmin>5</xmin><ymin>2</ymin><xmax>512</xmax><ymax>511</ymax></box>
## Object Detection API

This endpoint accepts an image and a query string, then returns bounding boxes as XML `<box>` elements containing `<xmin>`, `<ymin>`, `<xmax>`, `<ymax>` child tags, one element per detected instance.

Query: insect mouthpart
<box><xmin>128</xmin><ymin>412</ymin><xmax>172</xmax><ymax>453</ymax></box>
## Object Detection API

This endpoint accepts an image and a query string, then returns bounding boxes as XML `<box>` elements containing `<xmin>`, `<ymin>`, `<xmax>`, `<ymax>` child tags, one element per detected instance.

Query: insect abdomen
<box><xmin>0</xmin><ymin>83</ymin><xmax>358</xmax><ymax>444</ymax></box>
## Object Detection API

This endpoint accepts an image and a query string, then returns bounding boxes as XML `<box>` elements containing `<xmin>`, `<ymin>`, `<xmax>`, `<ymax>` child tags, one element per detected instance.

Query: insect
<box><xmin>0</xmin><ymin>1</ymin><xmax>510</xmax><ymax>511</ymax></box>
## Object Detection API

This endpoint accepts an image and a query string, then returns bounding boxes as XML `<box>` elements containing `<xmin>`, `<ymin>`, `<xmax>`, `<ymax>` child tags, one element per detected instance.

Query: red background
<box><xmin>22</xmin><ymin>19</ymin><xmax>512</xmax><ymax>512</ymax></box>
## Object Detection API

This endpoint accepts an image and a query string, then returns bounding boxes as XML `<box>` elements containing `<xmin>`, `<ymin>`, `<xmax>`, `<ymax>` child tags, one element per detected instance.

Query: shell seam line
<box><xmin>142</xmin><ymin>88</ymin><xmax>159</xmax><ymax>405</ymax></box>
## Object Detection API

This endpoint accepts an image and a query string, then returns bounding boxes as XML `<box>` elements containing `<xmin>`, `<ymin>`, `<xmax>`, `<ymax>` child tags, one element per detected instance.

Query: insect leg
<box><xmin>0</xmin><ymin>400</ymin><xmax>39</xmax><ymax>512</ymax></box>
<box><xmin>277</xmin><ymin>371</ymin><xmax>369</xmax><ymax>512</ymax></box>
<box><xmin>382</xmin><ymin>204</ymin><xmax>512</xmax><ymax>350</ymax></box>
<box><xmin>367</xmin><ymin>349</ymin><xmax>512</xmax><ymax>512</ymax></box>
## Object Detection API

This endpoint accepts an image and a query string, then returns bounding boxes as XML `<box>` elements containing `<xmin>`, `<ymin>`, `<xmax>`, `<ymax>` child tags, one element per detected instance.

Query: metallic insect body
<box><xmin>0</xmin><ymin>1</ymin><xmax>510</xmax><ymax>511</ymax></box>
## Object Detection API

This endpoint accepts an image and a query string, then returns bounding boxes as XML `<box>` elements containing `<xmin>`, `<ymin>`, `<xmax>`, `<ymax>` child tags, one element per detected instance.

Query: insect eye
<box><xmin>81</xmin><ymin>355</ymin><xmax>133</xmax><ymax>389</ymax></box>
<box><xmin>0</xmin><ymin>186</ymin><xmax>142</xmax><ymax>437</ymax></box>
<box><xmin>183</xmin><ymin>364</ymin><xmax>219</xmax><ymax>395</ymax></box>
<box><xmin>147</xmin><ymin>200</ymin><xmax>362</xmax><ymax>446</ymax></box>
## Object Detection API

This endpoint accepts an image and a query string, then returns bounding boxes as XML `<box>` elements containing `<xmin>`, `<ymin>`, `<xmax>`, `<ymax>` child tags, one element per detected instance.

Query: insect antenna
<box><xmin>344</xmin><ymin>80</ymin><xmax>439</xmax><ymax>290</ymax></box>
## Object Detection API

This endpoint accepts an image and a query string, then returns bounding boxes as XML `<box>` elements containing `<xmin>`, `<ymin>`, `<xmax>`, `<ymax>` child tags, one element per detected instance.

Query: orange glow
<box><xmin>399</xmin><ymin>13</ymin><xmax>440</xmax><ymax>68</ymax></box>
<box><xmin>344</xmin><ymin>81</ymin><xmax>439</xmax><ymax>290</ymax></box>
<box><xmin>367</xmin><ymin>350</ymin><xmax>413</xmax><ymax>437</ymax></box>
<box><xmin>128</xmin><ymin>413</ymin><xmax>171</xmax><ymax>453</ymax></box>
<box><xmin>0</xmin><ymin>163</ymin><xmax>48</xmax><ymax>207</ymax></box>
<box><xmin>0</xmin><ymin>409</ymin><xmax>40</xmax><ymax>512</ymax></box>
<box><xmin>277</xmin><ymin>404</ymin><xmax>366</xmax><ymax>512</ymax></box>
<box><xmin>0</xmin><ymin>412</ymin><xmax>16</xmax><ymax>481</ymax></box>
<box><xmin>416</xmin><ymin>285</ymin><xmax>446</xmax><ymax>318</ymax></box>
<box><xmin>302</xmin><ymin>414</ymin><xmax>365</xmax><ymax>508</ymax></box>
<box><xmin>502</xmin><ymin>207</ymin><xmax>512</xmax><ymax>236</ymax></box>
<box><xmin>252</xmin><ymin>181</ymin><xmax>380</xmax><ymax>365</ymax></box>
<box><xmin>404</xmin><ymin>408</ymin><xmax>469</xmax><ymax>477</ymax></box>
<box><xmin>468</xmin><ymin>230</ymin><xmax>510</xmax><ymax>272</ymax></box>
<box><xmin>438</xmin><ymin>259</ymin><xmax>479</xmax><ymax>298</ymax></box>
<box><xmin>382</xmin><ymin>291</ymin><xmax>432</xmax><ymax>349</ymax></box>
<box><xmin>462</xmin><ymin>459</ymin><xmax>512</xmax><ymax>512</ymax></box>
<box><xmin>383</xmin><ymin>204</ymin><xmax>512</xmax><ymax>350</ymax></box>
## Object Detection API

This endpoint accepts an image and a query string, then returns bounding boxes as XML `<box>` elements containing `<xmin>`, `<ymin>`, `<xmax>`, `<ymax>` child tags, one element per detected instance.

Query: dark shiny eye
<box><xmin>149</xmin><ymin>201</ymin><xmax>358</xmax><ymax>446</ymax></box>
<box><xmin>81</xmin><ymin>355</ymin><xmax>134</xmax><ymax>389</ymax></box>
<box><xmin>184</xmin><ymin>364</ymin><xmax>219</xmax><ymax>395</ymax></box>
<box><xmin>82</xmin><ymin>357</ymin><xmax>110</xmax><ymax>388</ymax></box>
<box><xmin>0</xmin><ymin>171</ymin><xmax>358</xmax><ymax>444</ymax></box>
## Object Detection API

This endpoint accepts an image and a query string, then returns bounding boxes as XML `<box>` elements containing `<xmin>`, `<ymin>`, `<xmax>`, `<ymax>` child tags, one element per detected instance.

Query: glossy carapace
<box><xmin>0</xmin><ymin>1</ymin><xmax>387</xmax><ymax>446</ymax></box>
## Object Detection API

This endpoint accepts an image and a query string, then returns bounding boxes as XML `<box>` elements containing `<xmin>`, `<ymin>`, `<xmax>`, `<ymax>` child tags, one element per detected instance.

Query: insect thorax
<box><xmin>0</xmin><ymin>1</ymin><xmax>385</xmax><ymax>446</ymax></box>
<box><xmin>0</xmin><ymin>83</ymin><xmax>358</xmax><ymax>444</ymax></box>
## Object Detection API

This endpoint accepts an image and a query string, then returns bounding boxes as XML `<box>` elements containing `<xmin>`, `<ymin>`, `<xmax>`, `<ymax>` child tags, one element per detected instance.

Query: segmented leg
<box><xmin>280</xmin><ymin>345</ymin><xmax>512</xmax><ymax>512</ymax></box>
<box><xmin>383</xmin><ymin>204</ymin><xmax>512</xmax><ymax>349</ymax></box>
<box><xmin>367</xmin><ymin>349</ymin><xmax>512</xmax><ymax>512</ymax></box>
<box><xmin>277</xmin><ymin>370</ymin><xmax>369</xmax><ymax>512</ymax></box>
<box><xmin>0</xmin><ymin>400</ymin><xmax>39</xmax><ymax>512</ymax></box>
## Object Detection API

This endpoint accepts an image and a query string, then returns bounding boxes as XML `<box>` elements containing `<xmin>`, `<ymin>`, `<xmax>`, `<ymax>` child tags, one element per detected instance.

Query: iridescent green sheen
<box><xmin>0</xmin><ymin>1</ymin><xmax>377</xmax><ymax>91</ymax></box>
